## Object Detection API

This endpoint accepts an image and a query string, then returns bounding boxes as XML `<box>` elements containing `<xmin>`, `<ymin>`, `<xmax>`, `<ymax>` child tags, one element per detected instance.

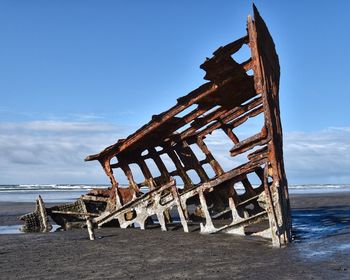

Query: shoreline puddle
<box><xmin>0</xmin><ymin>224</ymin><xmax>60</xmax><ymax>234</ymax></box>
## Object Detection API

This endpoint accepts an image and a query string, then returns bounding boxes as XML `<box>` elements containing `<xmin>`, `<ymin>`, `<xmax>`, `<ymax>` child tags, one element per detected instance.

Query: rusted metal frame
<box><xmin>172</xmin><ymin>105</ymin><xmax>230</xmax><ymax>141</ymax></box>
<box><xmin>178</xmin><ymin>158</ymin><xmax>268</xmax><ymax>233</ymax></box>
<box><xmin>195</xmin><ymin>90</ymin><xmax>257</xmax><ymax>129</ymax></box>
<box><xmin>241</xmin><ymin>176</ymin><xmax>256</xmax><ymax>196</ymax></box>
<box><xmin>218</xmin><ymin>96</ymin><xmax>260</xmax><ymax>145</ymax></box>
<box><xmin>221</xmin><ymin>123</ymin><xmax>240</xmax><ymax>144</ymax></box>
<box><xmin>154</xmin><ymin>103</ymin><xmax>220</xmax><ymax>143</ymax></box>
<box><xmin>202</xmin><ymin>181</ymin><xmax>266</xmax><ymax>234</ymax></box>
<box><xmin>119</xmin><ymin>163</ymin><xmax>140</xmax><ymax>194</ymax></box>
<box><xmin>177</xmin><ymin>103</ymin><xmax>220</xmax><ymax>129</ymax></box>
<box><xmin>261</xmin><ymin>66</ymin><xmax>291</xmax><ymax>243</ymax></box>
<box><xmin>173</xmin><ymin>142</ymin><xmax>209</xmax><ymax>183</ymax></box>
<box><xmin>170</xmin><ymin>184</ymin><xmax>189</xmax><ymax>232</ymax></box>
<box><xmin>97</xmin><ymin>157</ymin><xmax>121</xmax><ymax>207</ymax></box>
<box><xmin>253</xmin><ymin>6</ymin><xmax>290</xmax><ymax>243</ymax></box>
<box><xmin>190</xmin><ymin>104</ymin><xmax>227</xmax><ymax>128</ymax></box>
<box><xmin>148</xmin><ymin>147</ymin><xmax>171</xmax><ymax>181</ymax></box>
<box><xmin>254</xmin><ymin>166</ymin><xmax>265</xmax><ymax>181</ymax></box>
<box><xmin>247</xmin><ymin>146</ymin><xmax>268</xmax><ymax>162</ymax></box>
<box><xmin>248</xmin><ymin>16</ymin><xmax>281</xmax><ymax>244</ymax></box>
<box><xmin>19</xmin><ymin>6</ymin><xmax>291</xmax><ymax>245</ymax></box>
<box><xmin>194</xmin><ymin>98</ymin><xmax>264</xmax><ymax>141</ymax></box>
<box><xmin>166</xmin><ymin>148</ymin><xmax>193</xmax><ymax>189</ymax></box>
<box><xmin>197</xmin><ymin>174</ymin><xmax>263</xmax><ymax>219</ymax></box>
<box><xmin>198</xmin><ymin>186</ymin><xmax>215</xmax><ymax>232</ymax></box>
<box><xmin>200</xmin><ymin>189</ymin><xmax>264</xmax><ymax>235</ymax></box>
<box><xmin>50</xmin><ymin>210</ymin><xmax>99</xmax><ymax>217</ymax></box>
<box><xmin>196</xmin><ymin>137</ymin><xmax>224</xmax><ymax>176</ymax></box>
<box><xmin>212</xmin><ymin>40</ymin><xmax>253</xmax><ymax>75</ymax></box>
<box><xmin>109</xmin><ymin>162</ymin><xmax>121</xmax><ymax>169</ymax></box>
<box><xmin>247</xmin><ymin>6</ymin><xmax>291</xmax><ymax>246</ymax></box>
<box><xmin>80</xmin><ymin>6</ymin><xmax>288</xmax><ymax>246</ymax></box>
<box><xmin>169</xmin><ymin>95</ymin><xmax>263</xmax><ymax>147</ymax></box>
<box><xmin>246</xmin><ymin>151</ymin><xmax>266</xmax><ymax>187</ymax></box>
<box><xmin>264</xmin><ymin>90</ymin><xmax>291</xmax><ymax>245</ymax></box>
<box><xmin>95</xmin><ymin>180</ymin><xmax>188</xmax><ymax>232</ymax></box>
<box><xmin>201</xmin><ymin>64</ymin><xmax>244</xmax><ymax>86</ymax></box>
<box><xmin>262</xmin><ymin>164</ymin><xmax>280</xmax><ymax>244</ymax></box>
<box><xmin>196</xmin><ymin>98</ymin><xmax>262</xmax><ymax>137</ymax></box>
<box><xmin>211</xmin><ymin>34</ymin><xmax>249</xmax><ymax>57</ymax></box>
<box><xmin>183</xmin><ymin>156</ymin><xmax>267</xmax><ymax>195</ymax></box>
<box><xmin>114</xmin><ymin>153</ymin><xmax>147</xmax><ymax>191</ymax></box>
<box><xmin>228</xmin><ymin>170</ymin><xmax>264</xmax><ymax>207</ymax></box>
<box><xmin>223</xmin><ymin>193</ymin><xmax>267</xmax><ymax>235</ymax></box>
<box><xmin>175</xmin><ymin>96</ymin><xmax>262</xmax><ymax>149</ymax></box>
<box><xmin>227</xmin><ymin>104</ymin><xmax>264</xmax><ymax>130</ymax></box>
<box><xmin>219</xmin><ymin>210</ymin><xmax>267</xmax><ymax>234</ymax></box>
<box><xmin>188</xmin><ymin>175</ymin><xmax>268</xmax><ymax>234</ymax></box>
<box><xmin>208</xmin><ymin>144</ymin><xmax>267</xmax><ymax>205</ymax></box>
<box><xmin>112</xmin><ymin>150</ymin><xmax>165</xmax><ymax>190</ymax></box>
<box><xmin>226</xmin><ymin>165</ymin><xmax>266</xmax><ymax>202</ymax></box>
<box><xmin>230</xmin><ymin>128</ymin><xmax>268</xmax><ymax>157</ymax></box>
<box><xmin>94</xmin><ymin>180</ymin><xmax>176</xmax><ymax>226</ymax></box>
<box><xmin>225</xmin><ymin>104</ymin><xmax>264</xmax><ymax>135</ymax></box>
<box><xmin>236</xmin><ymin>193</ymin><xmax>261</xmax><ymax>207</ymax></box>
<box><xmin>241</xmin><ymin>58</ymin><xmax>254</xmax><ymax>72</ymax></box>
<box><xmin>98</xmin><ymin>158</ymin><xmax>118</xmax><ymax>188</ymax></box>
<box><xmin>136</xmin><ymin>158</ymin><xmax>156</xmax><ymax>190</ymax></box>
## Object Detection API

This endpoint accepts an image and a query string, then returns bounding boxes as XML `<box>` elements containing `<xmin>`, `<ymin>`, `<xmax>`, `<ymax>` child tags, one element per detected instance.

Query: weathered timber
<box><xmin>19</xmin><ymin>5</ymin><xmax>291</xmax><ymax>246</ymax></box>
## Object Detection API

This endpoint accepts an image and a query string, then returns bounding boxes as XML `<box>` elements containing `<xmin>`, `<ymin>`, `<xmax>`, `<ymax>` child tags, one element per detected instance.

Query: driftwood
<box><xmin>19</xmin><ymin>5</ymin><xmax>291</xmax><ymax>247</ymax></box>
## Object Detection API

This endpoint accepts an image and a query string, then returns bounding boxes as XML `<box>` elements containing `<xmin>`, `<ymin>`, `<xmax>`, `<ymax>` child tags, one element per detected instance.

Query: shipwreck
<box><xmin>20</xmin><ymin>5</ymin><xmax>292</xmax><ymax>247</ymax></box>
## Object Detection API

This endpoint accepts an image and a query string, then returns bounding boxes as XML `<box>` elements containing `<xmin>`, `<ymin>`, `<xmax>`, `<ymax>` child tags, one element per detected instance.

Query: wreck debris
<box><xmin>84</xmin><ymin>5</ymin><xmax>292</xmax><ymax>246</ymax></box>
<box><xmin>86</xmin><ymin>218</ymin><xmax>96</xmax><ymax>240</ymax></box>
<box><xmin>19</xmin><ymin>5</ymin><xmax>291</xmax><ymax>247</ymax></box>
<box><xmin>20</xmin><ymin>196</ymin><xmax>52</xmax><ymax>233</ymax></box>
<box><xmin>20</xmin><ymin>196</ymin><xmax>108</xmax><ymax>231</ymax></box>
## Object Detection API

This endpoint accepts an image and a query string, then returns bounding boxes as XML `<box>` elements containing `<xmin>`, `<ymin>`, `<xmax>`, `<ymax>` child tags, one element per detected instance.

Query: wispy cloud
<box><xmin>68</xmin><ymin>113</ymin><xmax>106</xmax><ymax>121</ymax></box>
<box><xmin>0</xmin><ymin>120</ymin><xmax>117</xmax><ymax>132</ymax></box>
<box><xmin>0</xmin><ymin>120</ymin><xmax>133</xmax><ymax>184</ymax></box>
<box><xmin>201</xmin><ymin>127</ymin><xmax>350</xmax><ymax>184</ymax></box>
<box><xmin>0</xmin><ymin>120</ymin><xmax>349</xmax><ymax>184</ymax></box>
<box><xmin>284</xmin><ymin>127</ymin><xmax>350</xmax><ymax>184</ymax></box>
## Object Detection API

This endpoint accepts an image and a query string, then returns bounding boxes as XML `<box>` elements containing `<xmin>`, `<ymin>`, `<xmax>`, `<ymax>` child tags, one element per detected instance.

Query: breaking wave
<box><xmin>0</xmin><ymin>184</ymin><xmax>349</xmax><ymax>193</ymax></box>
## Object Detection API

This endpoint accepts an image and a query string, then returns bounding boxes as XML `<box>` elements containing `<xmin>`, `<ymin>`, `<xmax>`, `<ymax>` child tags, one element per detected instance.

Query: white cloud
<box><xmin>201</xmin><ymin>127</ymin><xmax>350</xmax><ymax>184</ymax></box>
<box><xmin>0</xmin><ymin>120</ymin><xmax>133</xmax><ymax>184</ymax></box>
<box><xmin>0</xmin><ymin>120</ymin><xmax>116</xmax><ymax>132</ymax></box>
<box><xmin>0</xmin><ymin>120</ymin><xmax>349</xmax><ymax>185</ymax></box>
<box><xmin>284</xmin><ymin>127</ymin><xmax>350</xmax><ymax>184</ymax></box>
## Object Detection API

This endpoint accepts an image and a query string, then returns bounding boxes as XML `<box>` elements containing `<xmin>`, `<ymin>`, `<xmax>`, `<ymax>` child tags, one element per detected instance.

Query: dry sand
<box><xmin>0</xmin><ymin>193</ymin><xmax>349</xmax><ymax>279</ymax></box>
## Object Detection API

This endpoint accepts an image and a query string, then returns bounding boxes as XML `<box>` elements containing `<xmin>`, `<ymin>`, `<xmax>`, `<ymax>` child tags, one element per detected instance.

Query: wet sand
<box><xmin>0</xmin><ymin>193</ymin><xmax>349</xmax><ymax>279</ymax></box>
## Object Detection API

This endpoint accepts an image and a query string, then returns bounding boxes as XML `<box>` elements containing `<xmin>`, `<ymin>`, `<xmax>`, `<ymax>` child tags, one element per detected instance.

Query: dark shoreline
<box><xmin>0</xmin><ymin>193</ymin><xmax>349</xmax><ymax>279</ymax></box>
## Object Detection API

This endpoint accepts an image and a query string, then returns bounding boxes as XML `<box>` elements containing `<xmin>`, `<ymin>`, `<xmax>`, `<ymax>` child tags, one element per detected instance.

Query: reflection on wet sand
<box><xmin>292</xmin><ymin>205</ymin><xmax>350</xmax><ymax>259</ymax></box>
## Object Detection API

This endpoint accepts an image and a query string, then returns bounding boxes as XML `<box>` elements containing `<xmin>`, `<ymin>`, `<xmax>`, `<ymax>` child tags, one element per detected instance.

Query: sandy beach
<box><xmin>0</xmin><ymin>193</ymin><xmax>349</xmax><ymax>279</ymax></box>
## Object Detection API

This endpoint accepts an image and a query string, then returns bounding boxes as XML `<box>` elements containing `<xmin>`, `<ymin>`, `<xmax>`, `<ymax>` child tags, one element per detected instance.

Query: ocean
<box><xmin>1</xmin><ymin>184</ymin><xmax>350</xmax><ymax>203</ymax></box>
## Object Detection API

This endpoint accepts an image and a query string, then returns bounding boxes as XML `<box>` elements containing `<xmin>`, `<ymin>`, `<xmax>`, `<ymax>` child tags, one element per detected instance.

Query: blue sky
<box><xmin>0</xmin><ymin>1</ymin><xmax>349</xmax><ymax>184</ymax></box>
